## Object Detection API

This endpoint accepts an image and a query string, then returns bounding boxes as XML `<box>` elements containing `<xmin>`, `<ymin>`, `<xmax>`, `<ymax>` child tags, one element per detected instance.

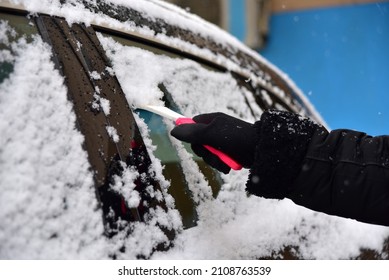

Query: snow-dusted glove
<box><xmin>170</xmin><ymin>112</ymin><xmax>257</xmax><ymax>174</ymax></box>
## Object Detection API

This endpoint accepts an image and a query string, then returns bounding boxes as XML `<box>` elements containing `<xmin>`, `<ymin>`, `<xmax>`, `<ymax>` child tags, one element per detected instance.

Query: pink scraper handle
<box><xmin>175</xmin><ymin>117</ymin><xmax>243</xmax><ymax>170</ymax></box>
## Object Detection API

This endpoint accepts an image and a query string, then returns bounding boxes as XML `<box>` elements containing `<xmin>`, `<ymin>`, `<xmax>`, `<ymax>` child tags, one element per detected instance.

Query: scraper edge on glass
<box><xmin>137</xmin><ymin>104</ymin><xmax>243</xmax><ymax>171</ymax></box>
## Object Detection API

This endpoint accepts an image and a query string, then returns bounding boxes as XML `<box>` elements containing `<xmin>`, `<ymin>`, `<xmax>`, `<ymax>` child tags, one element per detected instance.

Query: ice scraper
<box><xmin>137</xmin><ymin>104</ymin><xmax>243</xmax><ymax>170</ymax></box>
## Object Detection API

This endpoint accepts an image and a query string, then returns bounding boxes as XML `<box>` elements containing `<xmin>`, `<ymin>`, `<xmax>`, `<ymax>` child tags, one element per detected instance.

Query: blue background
<box><xmin>229</xmin><ymin>1</ymin><xmax>389</xmax><ymax>136</ymax></box>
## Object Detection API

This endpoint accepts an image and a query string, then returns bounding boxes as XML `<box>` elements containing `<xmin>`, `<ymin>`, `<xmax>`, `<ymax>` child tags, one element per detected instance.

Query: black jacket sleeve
<box><xmin>246</xmin><ymin>110</ymin><xmax>389</xmax><ymax>227</ymax></box>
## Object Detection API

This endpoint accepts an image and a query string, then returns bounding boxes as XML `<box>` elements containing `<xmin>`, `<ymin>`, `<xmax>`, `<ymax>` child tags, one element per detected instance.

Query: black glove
<box><xmin>170</xmin><ymin>112</ymin><xmax>257</xmax><ymax>173</ymax></box>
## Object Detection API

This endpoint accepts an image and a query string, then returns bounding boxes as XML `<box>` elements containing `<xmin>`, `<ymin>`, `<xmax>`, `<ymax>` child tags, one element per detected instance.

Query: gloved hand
<box><xmin>170</xmin><ymin>112</ymin><xmax>257</xmax><ymax>174</ymax></box>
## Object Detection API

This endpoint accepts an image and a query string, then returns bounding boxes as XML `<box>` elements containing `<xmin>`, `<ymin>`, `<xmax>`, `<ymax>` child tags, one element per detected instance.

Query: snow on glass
<box><xmin>0</xmin><ymin>16</ymin><xmax>182</xmax><ymax>260</ymax></box>
<box><xmin>0</xmin><ymin>22</ymin><xmax>107</xmax><ymax>259</ymax></box>
<box><xmin>1</xmin><ymin>0</ymin><xmax>389</xmax><ymax>260</ymax></box>
<box><xmin>98</xmin><ymin>33</ymin><xmax>389</xmax><ymax>260</ymax></box>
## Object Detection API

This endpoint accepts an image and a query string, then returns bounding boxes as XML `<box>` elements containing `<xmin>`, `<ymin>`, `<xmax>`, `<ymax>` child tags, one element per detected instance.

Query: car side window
<box><xmin>97</xmin><ymin>32</ymin><xmax>264</xmax><ymax>228</ymax></box>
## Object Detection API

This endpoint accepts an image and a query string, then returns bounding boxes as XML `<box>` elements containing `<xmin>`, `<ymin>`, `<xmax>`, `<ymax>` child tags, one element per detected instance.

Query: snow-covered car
<box><xmin>1</xmin><ymin>0</ymin><xmax>388</xmax><ymax>259</ymax></box>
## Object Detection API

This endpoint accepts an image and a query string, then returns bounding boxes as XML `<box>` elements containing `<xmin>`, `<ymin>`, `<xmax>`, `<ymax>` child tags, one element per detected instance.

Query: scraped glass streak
<box><xmin>0</xmin><ymin>22</ymin><xmax>107</xmax><ymax>259</ymax></box>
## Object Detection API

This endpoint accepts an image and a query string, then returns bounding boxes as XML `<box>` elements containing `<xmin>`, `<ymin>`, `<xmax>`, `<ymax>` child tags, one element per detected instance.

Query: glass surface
<box><xmin>98</xmin><ymin>30</ymin><xmax>256</xmax><ymax>228</ymax></box>
<box><xmin>137</xmin><ymin>110</ymin><xmax>198</xmax><ymax>228</ymax></box>
<box><xmin>0</xmin><ymin>12</ymin><xmax>39</xmax><ymax>83</ymax></box>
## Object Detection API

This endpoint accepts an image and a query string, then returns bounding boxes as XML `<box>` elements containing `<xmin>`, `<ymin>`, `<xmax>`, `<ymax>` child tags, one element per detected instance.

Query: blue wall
<box><xmin>229</xmin><ymin>2</ymin><xmax>389</xmax><ymax>136</ymax></box>
<box><xmin>229</xmin><ymin>0</ymin><xmax>246</xmax><ymax>41</ymax></box>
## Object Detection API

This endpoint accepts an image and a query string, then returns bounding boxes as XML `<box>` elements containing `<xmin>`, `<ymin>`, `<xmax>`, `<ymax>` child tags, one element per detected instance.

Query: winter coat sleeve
<box><xmin>246</xmin><ymin>110</ymin><xmax>389</xmax><ymax>227</ymax></box>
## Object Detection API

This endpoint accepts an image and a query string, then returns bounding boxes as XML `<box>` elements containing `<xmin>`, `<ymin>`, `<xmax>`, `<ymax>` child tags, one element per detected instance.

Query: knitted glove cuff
<box><xmin>246</xmin><ymin>110</ymin><xmax>319</xmax><ymax>199</ymax></box>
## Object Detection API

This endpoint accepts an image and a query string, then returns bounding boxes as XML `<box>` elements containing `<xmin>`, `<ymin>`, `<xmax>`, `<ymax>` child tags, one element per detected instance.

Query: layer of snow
<box><xmin>0</xmin><ymin>25</ymin><xmax>107</xmax><ymax>259</ymax></box>
<box><xmin>92</xmin><ymin>94</ymin><xmax>111</xmax><ymax>115</ymax></box>
<box><xmin>4</xmin><ymin>0</ymin><xmax>325</xmax><ymax>124</ymax></box>
<box><xmin>110</xmin><ymin>162</ymin><xmax>141</xmax><ymax>208</ymax></box>
<box><xmin>99</xmin><ymin>33</ymin><xmax>389</xmax><ymax>259</ymax></box>
<box><xmin>0</xmin><ymin>17</ymin><xmax>182</xmax><ymax>260</ymax></box>
<box><xmin>98</xmin><ymin>34</ymin><xmax>257</xmax><ymax>121</ymax></box>
<box><xmin>1</xmin><ymin>1</ymin><xmax>388</xmax><ymax>260</ymax></box>
<box><xmin>106</xmin><ymin>125</ymin><xmax>119</xmax><ymax>143</ymax></box>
